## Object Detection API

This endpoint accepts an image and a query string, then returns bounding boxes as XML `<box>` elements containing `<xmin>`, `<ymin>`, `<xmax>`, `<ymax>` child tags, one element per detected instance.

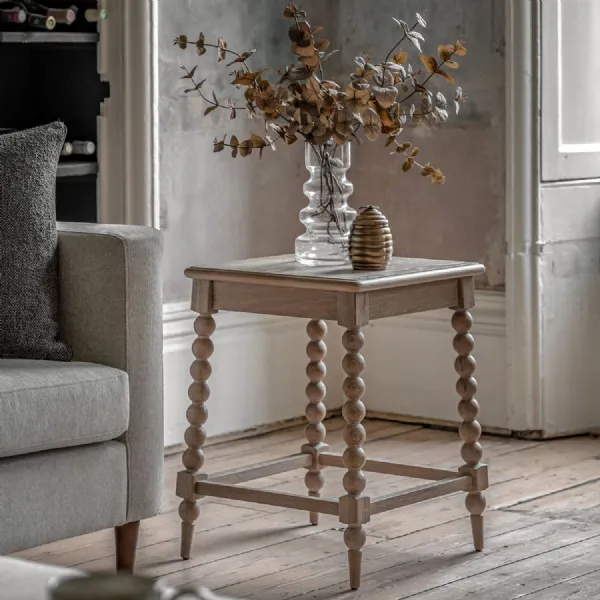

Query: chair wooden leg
<box><xmin>115</xmin><ymin>521</ymin><xmax>140</xmax><ymax>572</ymax></box>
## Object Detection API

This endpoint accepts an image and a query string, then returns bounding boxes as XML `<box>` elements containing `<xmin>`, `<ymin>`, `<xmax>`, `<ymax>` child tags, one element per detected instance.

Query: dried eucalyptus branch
<box><xmin>173</xmin><ymin>1</ymin><xmax>470</xmax><ymax>232</ymax></box>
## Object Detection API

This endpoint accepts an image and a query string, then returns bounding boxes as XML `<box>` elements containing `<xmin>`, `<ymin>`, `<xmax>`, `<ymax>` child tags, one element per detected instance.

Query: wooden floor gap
<box><xmin>498</xmin><ymin>476</ymin><xmax>600</xmax><ymax>510</ymax></box>
<box><xmin>515</xmin><ymin>567</ymin><xmax>600</xmax><ymax>599</ymax></box>
<box><xmin>392</xmin><ymin>532</ymin><xmax>600</xmax><ymax>600</ymax></box>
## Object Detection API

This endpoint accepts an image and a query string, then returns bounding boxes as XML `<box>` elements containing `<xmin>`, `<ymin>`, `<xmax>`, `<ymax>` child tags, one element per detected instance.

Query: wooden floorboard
<box><xmin>12</xmin><ymin>419</ymin><xmax>600</xmax><ymax>599</ymax></box>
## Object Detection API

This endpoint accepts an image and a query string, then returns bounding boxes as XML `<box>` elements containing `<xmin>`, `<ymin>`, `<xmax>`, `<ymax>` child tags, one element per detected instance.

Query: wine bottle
<box><xmin>28</xmin><ymin>13</ymin><xmax>55</xmax><ymax>30</ymax></box>
<box><xmin>84</xmin><ymin>8</ymin><xmax>107</xmax><ymax>22</ymax></box>
<box><xmin>0</xmin><ymin>6</ymin><xmax>26</xmax><ymax>24</ymax></box>
<box><xmin>61</xmin><ymin>142</ymin><xmax>73</xmax><ymax>157</ymax></box>
<box><xmin>71</xmin><ymin>141</ymin><xmax>95</xmax><ymax>156</ymax></box>
<box><xmin>47</xmin><ymin>6</ymin><xmax>78</xmax><ymax>25</ymax></box>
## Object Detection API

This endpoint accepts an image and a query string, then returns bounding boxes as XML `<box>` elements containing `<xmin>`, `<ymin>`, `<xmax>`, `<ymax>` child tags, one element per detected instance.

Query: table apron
<box><xmin>207</xmin><ymin>278</ymin><xmax>466</xmax><ymax>322</ymax></box>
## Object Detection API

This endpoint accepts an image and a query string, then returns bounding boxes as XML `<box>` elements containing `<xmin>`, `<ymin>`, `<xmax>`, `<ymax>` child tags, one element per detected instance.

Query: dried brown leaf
<box><xmin>239</xmin><ymin>140</ymin><xmax>253</xmax><ymax>157</ymax></box>
<box><xmin>300</xmin><ymin>53</ymin><xmax>320</xmax><ymax>69</ymax></box>
<box><xmin>384</xmin><ymin>135</ymin><xmax>397</xmax><ymax>148</ymax></box>
<box><xmin>410</xmin><ymin>147</ymin><xmax>420</xmax><ymax>157</ymax></box>
<box><xmin>284</xmin><ymin>132</ymin><xmax>299</xmax><ymax>145</ymax></box>
<box><xmin>431</xmin><ymin>168</ymin><xmax>446</xmax><ymax>184</ymax></box>
<box><xmin>180</xmin><ymin>65</ymin><xmax>197</xmax><ymax>80</ymax></box>
<box><xmin>196</xmin><ymin>33</ymin><xmax>206</xmax><ymax>56</ymax></box>
<box><xmin>445</xmin><ymin>60</ymin><xmax>459</xmax><ymax>69</ymax></box>
<box><xmin>226</xmin><ymin>49</ymin><xmax>257</xmax><ymax>66</ymax></box>
<box><xmin>438</xmin><ymin>44</ymin><xmax>455</xmax><ymax>62</ymax></box>
<box><xmin>454</xmin><ymin>41</ymin><xmax>467</xmax><ymax>56</ymax></box>
<box><xmin>288</xmin><ymin>65</ymin><xmax>312</xmax><ymax>82</ymax></box>
<box><xmin>228</xmin><ymin>99</ymin><xmax>236</xmax><ymax>120</ymax></box>
<box><xmin>402</xmin><ymin>158</ymin><xmax>415</xmax><ymax>172</ymax></box>
<box><xmin>213</xmin><ymin>140</ymin><xmax>225</xmax><ymax>152</ymax></box>
<box><xmin>283</xmin><ymin>1</ymin><xmax>298</xmax><ymax>18</ymax></box>
<box><xmin>204</xmin><ymin>105</ymin><xmax>218</xmax><ymax>116</ymax></box>
<box><xmin>289</xmin><ymin>22</ymin><xmax>311</xmax><ymax>43</ymax></box>
<box><xmin>373</xmin><ymin>65</ymin><xmax>395</xmax><ymax>87</ymax></box>
<box><xmin>373</xmin><ymin>85</ymin><xmax>398</xmax><ymax>109</ymax></box>
<box><xmin>291</xmin><ymin>42</ymin><xmax>316</xmax><ymax>57</ymax></box>
<box><xmin>345</xmin><ymin>84</ymin><xmax>371</xmax><ymax>113</ymax></box>
<box><xmin>396</xmin><ymin>142</ymin><xmax>412</xmax><ymax>152</ymax></box>
<box><xmin>217</xmin><ymin>37</ymin><xmax>227</xmax><ymax>63</ymax></box>
<box><xmin>420</xmin><ymin>55</ymin><xmax>437</xmax><ymax>74</ymax></box>
<box><xmin>378</xmin><ymin>105</ymin><xmax>396</xmax><ymax>129</ymax></box>
<box><xmin>302</xmin><ymin>85</ymin><xmax>321</xmax><ymax>105</ymax></box>
<box><xmin>334</xmin><ymin>108</ymin><xmax>355</xmax><ymax>139</ymax></box>
<box><xmin>392</xmin><ymin>50</ymin><xmax>408</xmax><ymax>65</ymax></box>
<box><xmin>363</xmin><ymin>107</ymin><xmax>381</xmax><ymax>142</ymax></box>
<box><xmin>251</xmin><ymin>134</ymin><xmax>267</xmax><ymax>148</ymax></box>
<box><xmin>315</xmin><ymin>39</ymin><xmax>330</xmax><ymax>52</ymax></box>
<box><xmin>174</xmin><ymin>35</ymin><xmax>187</xmax><ymax>49</ymax></box>
<box><xmin>306</xmin><ymin>76</ymin><xmax>321</xmax><ymax>93</ymax></box>
<box><xmin>436</xmin><ymin>69</ymin><xmax>455</xmax><ymax>84</ymax></box>
<box><xmin>231</xmin><ymin>71</ymin><xmax>259</xmax><ymax>86</ymax></box>
<box><xmin>230</xmin><ymin>135</ymin><xmax>239</xmax><ymax>147</ymax></box>
<box><xmin>422</xmin><ymin>165</ymin><xmax>435</xmax><ymax>176</ymax></box>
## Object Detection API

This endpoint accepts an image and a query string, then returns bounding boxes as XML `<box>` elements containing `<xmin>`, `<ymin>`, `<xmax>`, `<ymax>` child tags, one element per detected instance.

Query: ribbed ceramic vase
<box><xmin>295</xmin><ymin>141</ymin><xmax>356</xmax><ymax>266</ymax></box>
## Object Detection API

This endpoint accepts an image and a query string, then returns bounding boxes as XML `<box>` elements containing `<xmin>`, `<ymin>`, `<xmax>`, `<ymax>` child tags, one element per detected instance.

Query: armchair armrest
<box><xmin>57</xmin><ymin>223</ymin><xmax>164</xmax><ymax>522</ymax></box>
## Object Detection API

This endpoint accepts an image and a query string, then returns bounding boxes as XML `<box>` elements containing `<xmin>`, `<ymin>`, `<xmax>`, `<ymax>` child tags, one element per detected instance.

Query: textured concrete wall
<box><xmin>159</xmin><ymin>0</ymin><xmax>505</xmax><ymax>302</ymax></box>
<box><xmin>325</xmin><ymin>0</ymin><xmax>506</xmax><ymax>289</ymax></box>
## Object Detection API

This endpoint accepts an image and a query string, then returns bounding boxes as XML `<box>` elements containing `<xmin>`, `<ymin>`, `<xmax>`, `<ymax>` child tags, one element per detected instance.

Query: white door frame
<box><xmin>504</xmin><ymin>0</ymin><xmax>544</xmax><ymax>433</ymax></box>
<box><xmin>97</xmin><ymin>0</ymin><xmax>160</xmax><ymax>228</ymax></box>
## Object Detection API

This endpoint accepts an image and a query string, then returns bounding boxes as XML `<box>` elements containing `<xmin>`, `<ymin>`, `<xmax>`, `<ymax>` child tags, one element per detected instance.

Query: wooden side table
<box><xmin>176</xmin><ymin>255</ymin><xmax>488</xmax><ymax>590</ymax></box>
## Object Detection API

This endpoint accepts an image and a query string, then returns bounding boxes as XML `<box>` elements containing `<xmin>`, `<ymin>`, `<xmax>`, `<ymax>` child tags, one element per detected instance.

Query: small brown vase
<box><xmin>349</xmin><ymin>206</ymin><xmax>393</xmax><ymax>271</ymax></box>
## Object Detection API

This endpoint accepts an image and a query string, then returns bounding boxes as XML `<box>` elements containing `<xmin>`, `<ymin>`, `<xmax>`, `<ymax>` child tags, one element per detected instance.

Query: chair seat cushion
<box><xmin>0</xmin><ymin>359</ymin><xmax>129</xmax><ymax>458</ymax></box>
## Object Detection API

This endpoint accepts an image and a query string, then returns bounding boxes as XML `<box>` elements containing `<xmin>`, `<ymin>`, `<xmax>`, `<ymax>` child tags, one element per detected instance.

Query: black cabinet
<box><xmin>0</xmin><ymin>1</ymin><xmax>107</xmax><ymax>222</ymax></box>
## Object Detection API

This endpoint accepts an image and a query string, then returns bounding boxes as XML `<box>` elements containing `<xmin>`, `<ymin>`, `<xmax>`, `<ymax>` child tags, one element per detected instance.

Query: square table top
<box><xmin>186</xmin><ymin>255</ymin><xmax>485</xmax><ymax>293</ymax></box>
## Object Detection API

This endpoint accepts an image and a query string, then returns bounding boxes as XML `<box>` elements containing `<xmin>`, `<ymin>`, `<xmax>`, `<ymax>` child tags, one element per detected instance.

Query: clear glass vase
<box><xmin>295</xmin><ymin>140</ymin><xmax>356</xmax><ymax>266</ymax></box>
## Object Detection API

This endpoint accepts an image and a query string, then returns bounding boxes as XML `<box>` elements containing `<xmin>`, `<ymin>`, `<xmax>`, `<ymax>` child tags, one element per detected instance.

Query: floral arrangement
<box><xmin>174</xmin><ymin>2</ymin><xmax>468</xmax><ymax>232</ymax></box>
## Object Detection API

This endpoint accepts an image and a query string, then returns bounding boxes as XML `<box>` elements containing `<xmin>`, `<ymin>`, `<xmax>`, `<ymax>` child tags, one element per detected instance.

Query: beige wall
<box><xmin>159</xmin><ymin>0</ymin><xmax>505</xmax><ymax>303</ymax></box>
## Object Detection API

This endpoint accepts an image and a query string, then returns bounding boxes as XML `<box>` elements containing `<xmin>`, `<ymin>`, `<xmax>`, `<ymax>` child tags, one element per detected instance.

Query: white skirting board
<box><xmin>162</xmin><ymin>303</ymin><xmax>344</xmax><ymax>448</ymax></box>
<box><xmin>362</xmin><ymin>291</ymin><xmax>507</xmax><ymax>430</ymax></box>
<box><xmin>162</xmin><ymin>292</ymin><xmax>506</xmax><ymax>448</ymax></box>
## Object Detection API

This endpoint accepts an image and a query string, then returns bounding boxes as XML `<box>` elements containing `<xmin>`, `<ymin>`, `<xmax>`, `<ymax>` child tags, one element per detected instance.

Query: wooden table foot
<box><xmin>180</xmin><ymin>519</ymin><xmax>196</xmax><ymax>560</ymax></box>
<box><xmin>348</xmin><ymin>548</ymin><xmax>363</xmax><ymax>591</ymax></box>
<box><xmin>470</xmin><ymin>512</ymin><xmax>485</xmax><ymax>552</ymax></box>
<box><xmin>452</xmin><ymin>309</ymin><xmax>487</xmax><ymax>552</ymax></box>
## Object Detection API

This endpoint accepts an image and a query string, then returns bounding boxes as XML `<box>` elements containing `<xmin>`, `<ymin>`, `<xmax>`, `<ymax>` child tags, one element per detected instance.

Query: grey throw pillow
<box><xmin>0</xmin><ymin>122</ymin><xmax>72</xmax><ymax>360</ymax></box>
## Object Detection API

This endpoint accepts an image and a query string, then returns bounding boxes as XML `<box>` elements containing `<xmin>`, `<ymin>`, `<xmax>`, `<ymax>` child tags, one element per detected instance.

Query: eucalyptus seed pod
<box><xmin>349</xmin><ymin>206</ymin><xmax>393</xmax><ymax>271</ymax></box>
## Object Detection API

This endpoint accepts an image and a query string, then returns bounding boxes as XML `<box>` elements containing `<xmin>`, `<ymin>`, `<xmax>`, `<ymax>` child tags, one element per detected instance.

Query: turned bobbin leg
<box><xmin>302</xmin><ymin>319</ymin><xmax>329</xmax><ymax>526</ymax></box>
<box><xmin>339</xmin><ymin>327</ymin><xmax>369</xmax><ymax>591</ymax></box>
<box><xmin>452</xmin><ymin>309</ymin><xmax>488</xmax><ymax>552</ymax></box>
<box><xmin>178</xmin><ymin>314</ymin><xmax>215</xmax><ymax>560</ymax></box>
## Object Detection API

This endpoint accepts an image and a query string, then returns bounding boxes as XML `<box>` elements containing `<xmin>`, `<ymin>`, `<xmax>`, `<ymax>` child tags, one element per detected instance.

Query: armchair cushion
<box><xmin>0</xmin><ymin>359</ymin><xmax>129</xmax><ymax>459</ymax></box>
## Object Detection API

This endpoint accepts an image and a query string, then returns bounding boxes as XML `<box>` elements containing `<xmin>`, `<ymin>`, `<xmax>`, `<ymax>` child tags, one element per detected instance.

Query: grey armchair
<box><xmin>0</xmin><ymin>224</ymin><xmax>163</xmax><ymax>571</ymax></box>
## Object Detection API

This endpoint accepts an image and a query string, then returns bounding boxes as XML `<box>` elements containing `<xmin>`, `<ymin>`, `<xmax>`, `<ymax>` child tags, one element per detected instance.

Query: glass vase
<box><xmin>295</xmin><ymin>140</ymin><xmax>356</xmax><ymax>266</ymax></box>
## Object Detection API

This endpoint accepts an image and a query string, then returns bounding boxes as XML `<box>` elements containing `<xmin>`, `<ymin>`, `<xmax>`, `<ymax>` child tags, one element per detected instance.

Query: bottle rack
<box><xmin>0</xmin><ymin>0</ymin><xmax>107</xmax><ymax>223</ymax></box>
